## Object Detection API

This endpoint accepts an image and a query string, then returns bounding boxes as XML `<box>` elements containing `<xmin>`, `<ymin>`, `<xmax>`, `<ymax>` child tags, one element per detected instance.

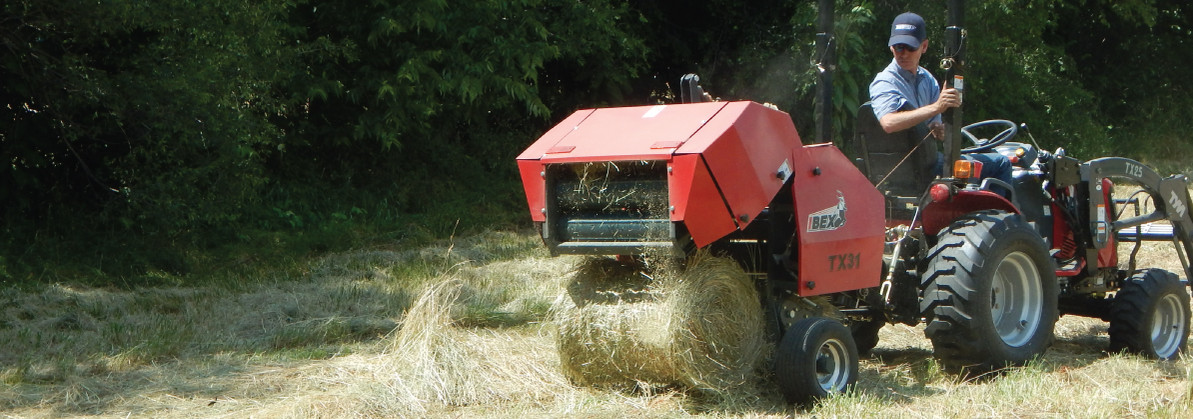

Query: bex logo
<box><xmin>807</xmin><ymin>191</ymin><xmax>848</xmax><ymax>233</ymax></box>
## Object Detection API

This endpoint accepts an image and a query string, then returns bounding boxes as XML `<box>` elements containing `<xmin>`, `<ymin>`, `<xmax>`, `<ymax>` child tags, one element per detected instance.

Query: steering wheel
<box><xmin>960</xmin><ymin>119</ymin><xmax>1018</xmax><ymax>153</ymax></box>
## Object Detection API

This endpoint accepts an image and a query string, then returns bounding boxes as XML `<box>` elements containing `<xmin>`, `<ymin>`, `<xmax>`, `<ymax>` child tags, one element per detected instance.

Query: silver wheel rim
<box><xmin>990</xmin><ymin>251</ymin><xmax>1044</xmax><ymax>347</ymax></box>
<box><xmin>816</xmin><ymin>338</ymin><xmax>850</xmax><ymax>393</ymax></box>
<box><xmin>1151</xmin><ymin>293</ymin><xmax>1186</xmax><ymax>358</ymax></box>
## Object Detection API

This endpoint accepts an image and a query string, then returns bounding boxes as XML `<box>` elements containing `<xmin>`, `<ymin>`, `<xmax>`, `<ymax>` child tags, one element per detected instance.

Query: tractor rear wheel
<box><xmin>920</xmin><ymin>210</ymin><xmax>1059</xmax><ymax>372</ymax></box>
<box><xmin>775</xmin><ymin>317</ymin><xmax>859</xmax><ymax>405</ymax></box>
<box><xmin>1108</xmin><ymin>269</ymin><xmax>1191</xmax><ymax>360</ymax></box>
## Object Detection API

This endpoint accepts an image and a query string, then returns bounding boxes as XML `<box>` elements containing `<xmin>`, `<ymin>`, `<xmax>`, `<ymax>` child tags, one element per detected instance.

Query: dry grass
<box><xmin>1</xmin><ymin>214</ymin><xmax>1192</xmax><ymax>417</ymax></box>
<box><xmin>555</xmin><ymin>254</ymin><xmax>766</xmax><ymax>397</ymax></box>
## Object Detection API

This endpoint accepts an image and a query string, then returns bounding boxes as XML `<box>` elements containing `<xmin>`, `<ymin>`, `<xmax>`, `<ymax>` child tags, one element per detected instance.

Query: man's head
<box><xmin>888</xmin><ymin>12</ymin><xmax>928</xmax><ymax>72</ymax></box>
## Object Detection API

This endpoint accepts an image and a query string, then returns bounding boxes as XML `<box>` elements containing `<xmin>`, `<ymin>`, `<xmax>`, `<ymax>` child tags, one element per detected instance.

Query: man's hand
<box><xmin>929</xmin><ymin>121</ymin><xmax>946</xmax><ymax>141</ymax></box>
<box><xmin>934</xmin><ymin>85</ymin><xmax>961</xmax><ymax>113</ymax></box>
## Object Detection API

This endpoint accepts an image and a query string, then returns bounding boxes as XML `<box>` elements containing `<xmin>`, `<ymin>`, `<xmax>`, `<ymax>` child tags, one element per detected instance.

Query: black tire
<box><xmin>849</xmin><ymin>313</ymin><xmax>885</xmax><ymax>356</ymax></box>
<box><xmin>1108</xmin><ymin>269</ymin><xmax>1191</xmax><ymax>360</ymax></box>
<box><xmin>775</xmin><ymin>317</ymin><xmax>859</xmax><ymax>405</ymax></box>
<box><xmin>920</xmin><ymin>210</ymin><xmax>1059</xmax><ymax>372</ymax></box>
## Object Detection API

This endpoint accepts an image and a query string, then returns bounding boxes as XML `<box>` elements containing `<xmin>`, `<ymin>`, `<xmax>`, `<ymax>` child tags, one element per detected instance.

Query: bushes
<box><xmin>1</xmin><ymin>0</ymin><xmax>1190</xmax><ymax>283</ymax></box>
<box><xmin>0</xmin><ymin>0</ymin><xmax>646</xmax><ymax>282</ymax></box>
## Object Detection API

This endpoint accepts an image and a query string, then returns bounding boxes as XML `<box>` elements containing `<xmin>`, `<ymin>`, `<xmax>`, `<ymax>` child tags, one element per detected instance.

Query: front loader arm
<box><xmin>1082</xmin><ymin>157</ymin><xmax>1193</xmax><ymax>281</ymax></box>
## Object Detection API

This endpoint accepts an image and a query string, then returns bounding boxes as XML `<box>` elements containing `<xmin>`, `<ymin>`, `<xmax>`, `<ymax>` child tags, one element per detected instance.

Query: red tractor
<box><xmin>516</xmin><ymin>0</ymin><xmax>1193</xmax><ymax>404</ymax></box>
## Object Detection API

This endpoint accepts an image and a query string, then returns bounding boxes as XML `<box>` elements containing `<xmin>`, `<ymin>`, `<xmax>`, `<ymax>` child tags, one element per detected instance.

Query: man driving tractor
<box><xmin>868</xmin><ymin>12</ymin><xmax>1012</xmax><ymax>194</ymax></box>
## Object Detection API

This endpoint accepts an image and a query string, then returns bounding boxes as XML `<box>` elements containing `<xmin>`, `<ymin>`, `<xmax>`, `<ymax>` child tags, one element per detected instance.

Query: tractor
<box><xmin>515</xmin><ymin>0</ymin><xmax>1193</xmax><ymax>404</ymax></box>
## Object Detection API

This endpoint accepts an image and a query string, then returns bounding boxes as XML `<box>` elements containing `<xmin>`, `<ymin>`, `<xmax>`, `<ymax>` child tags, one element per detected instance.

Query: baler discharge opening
<box><xmin>544</xmin><ymin>161</ymin><xmax>677</xmax><ymax>255</ymax></box>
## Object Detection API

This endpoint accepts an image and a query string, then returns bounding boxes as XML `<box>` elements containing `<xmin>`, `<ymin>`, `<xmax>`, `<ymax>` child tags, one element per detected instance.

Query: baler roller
<box><xmin>543</xmin><ymin>161</ymin><xmax>674</xmax><ymax>254</ymax></box>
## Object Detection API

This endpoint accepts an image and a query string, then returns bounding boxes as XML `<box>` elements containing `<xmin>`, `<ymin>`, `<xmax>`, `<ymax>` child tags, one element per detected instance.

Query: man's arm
<box><xmin>878</xmin><ymin>86</ymin><xmax>961</xmax><ymax>135</ymax></box>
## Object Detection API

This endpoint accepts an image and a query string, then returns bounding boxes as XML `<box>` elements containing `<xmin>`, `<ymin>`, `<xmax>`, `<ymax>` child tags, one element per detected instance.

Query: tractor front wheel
<box><xmin>775</xmin><ymin>317</ymin><xmax>859</xmax><ymax>405</ymax></box>
<box><xmin>921</xmin><ymin>210</ymin><xmax>1059</xmax><ymax>372</ymax></box>
<box><xmin>1109</xmin><ymin>269</ymin><xmax>1191</xmax><ymax>360</ymax></box>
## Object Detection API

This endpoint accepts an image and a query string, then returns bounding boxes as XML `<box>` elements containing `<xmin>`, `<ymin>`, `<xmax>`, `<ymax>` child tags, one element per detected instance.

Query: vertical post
<box><xmin>942</xmin><ymin>0</ymin><xmax>965</xmax><ymax>169</ymax></box>
<box><xmin>815</xmin><ymin>0</ymin><xmax>835</xmax><ymax>144</ymax></box>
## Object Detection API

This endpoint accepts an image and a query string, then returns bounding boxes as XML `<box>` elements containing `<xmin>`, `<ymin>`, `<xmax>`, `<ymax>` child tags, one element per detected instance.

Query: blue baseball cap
<box><xmin>888</xmin><ymin>12</ymin><xmax>927</xmax><ymax>48</ymax></box>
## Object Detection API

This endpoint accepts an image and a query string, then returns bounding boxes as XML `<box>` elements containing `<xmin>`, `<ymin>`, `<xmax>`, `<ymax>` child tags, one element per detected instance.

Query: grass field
<box><xmin>4</xmin><ymin>193</ymin><xmax>1193</xmax><ymax>417</ymax></box>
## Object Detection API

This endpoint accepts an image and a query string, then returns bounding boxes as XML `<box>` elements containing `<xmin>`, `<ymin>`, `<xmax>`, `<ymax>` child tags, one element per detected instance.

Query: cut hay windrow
<box><xmin>555</xmin><ymin>253</ymin><xmax>765</xmax><ymax>395</ymax></box>
<box><xmin>375</xmin><ymin>278</ymin><xmax>571</xmax><ymax>415</ymax></box>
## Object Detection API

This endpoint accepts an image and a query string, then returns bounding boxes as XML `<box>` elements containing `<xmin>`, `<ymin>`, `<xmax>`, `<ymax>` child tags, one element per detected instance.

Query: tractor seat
<box><xmin>851</xmin><ymin>102</ymin><xmax>938</xmax><ymax>215</ymax></box>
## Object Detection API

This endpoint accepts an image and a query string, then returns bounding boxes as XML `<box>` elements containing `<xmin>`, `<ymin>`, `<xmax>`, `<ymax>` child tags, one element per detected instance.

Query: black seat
<box><xmin>851</xmin><ymin>102</ymin><xmax>937</xmax><ymax>199</ymax></box>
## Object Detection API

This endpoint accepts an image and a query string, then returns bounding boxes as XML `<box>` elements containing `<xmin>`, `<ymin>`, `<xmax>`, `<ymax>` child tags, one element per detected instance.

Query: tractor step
<box><xmin>1117</xmin><ymin>223</ymin><xmax>1175</xmax><ymax>242</ymax></box>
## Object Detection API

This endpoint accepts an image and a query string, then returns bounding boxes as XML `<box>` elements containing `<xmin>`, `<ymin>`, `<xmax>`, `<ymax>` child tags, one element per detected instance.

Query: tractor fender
<box><xmin>921</xmin><ymin>189</ymin><xmax>1018</xmax><ymax>237</ymax></box>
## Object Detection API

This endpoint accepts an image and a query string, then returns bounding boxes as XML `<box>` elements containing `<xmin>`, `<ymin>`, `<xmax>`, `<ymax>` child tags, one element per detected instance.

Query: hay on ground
<box><xmin>555</xmin><ymin>253</ymin><xmax>765</xmax><ymax>395</ymax></box>
<box><xmin>373</xmin><ymin>278</ymin><xmax>571</xmax><ymax>416</ymax></box>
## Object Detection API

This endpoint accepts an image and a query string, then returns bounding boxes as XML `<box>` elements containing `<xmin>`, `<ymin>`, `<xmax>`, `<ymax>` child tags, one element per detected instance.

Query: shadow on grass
<box><xmin>854</xmin><ymin>346</ymin><xmax>946</xmax><ymax>402</ymax></box>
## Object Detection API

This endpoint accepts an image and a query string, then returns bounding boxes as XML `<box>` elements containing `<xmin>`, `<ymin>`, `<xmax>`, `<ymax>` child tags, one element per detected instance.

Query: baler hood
<box><xmin>517</xmin><ymin>101</ymin><xmax>801</xmax><ymax>252</ymax></box>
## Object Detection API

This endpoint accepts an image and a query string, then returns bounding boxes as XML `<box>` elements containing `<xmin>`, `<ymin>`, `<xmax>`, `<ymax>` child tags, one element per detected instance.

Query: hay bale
<box><xmin>555</xmin><ymin>253</ymin><xmax>765</xmax><ymax>394</ymax></box>
<box><xmin>666</xmin><ymin>256</ymin><xmax>767</xmax><ymax>391</ymax></box>
<box><xmin>564</xmin><ymin>256</ymin><xmax>656</xmax><ymax>306</ymax></box>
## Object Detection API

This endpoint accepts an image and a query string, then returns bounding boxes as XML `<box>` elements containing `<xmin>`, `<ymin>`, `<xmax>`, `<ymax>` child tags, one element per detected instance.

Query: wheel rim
<box><xmin>990</xmin><ymin>251</ymin><xmax>1043</xmax><ymax>347</ymax></box>
<box><xmin>1151</xmin><ymin>293</ymin><xmax>1186</xmax><ymax>358</ymax></box>
<box><xmin>815</xmin><ymin>337</ymin><xmax>850</xmax><ymax>393</ymax></box>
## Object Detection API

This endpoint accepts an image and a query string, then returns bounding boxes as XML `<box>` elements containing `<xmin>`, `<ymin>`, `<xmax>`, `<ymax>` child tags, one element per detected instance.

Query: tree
<box><xmin>270</xmin><ymin>0</ymin><xmax>649</xmax><ymax>217</ymax></box>
<box><xmin>1</xmin><ymin>0</ymin><xmax>295</xmax><ymax>236</ymax></box>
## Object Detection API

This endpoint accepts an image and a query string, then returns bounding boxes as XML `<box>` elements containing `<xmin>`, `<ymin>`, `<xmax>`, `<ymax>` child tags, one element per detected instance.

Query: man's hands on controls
<box><xmin>929</xmin><ymin>122</ymin><xmax>945</xmax><ymax>140</ymax></box>
<box><xmin>934</xmin><ymin>85</ymin><xmax>961</xmax><ymax>114</ymax></box>
<box><xmin>928</xmin><ymin>85</ymin><xmax>960</xmax><ymax>140</ymax></box>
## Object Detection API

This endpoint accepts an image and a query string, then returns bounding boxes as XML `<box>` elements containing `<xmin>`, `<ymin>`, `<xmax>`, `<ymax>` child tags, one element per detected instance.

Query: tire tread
<box><xmin>920</xmin><ymin>210</ymin><xmax>1059</xmax><ymax>371</ymax></box>
<box><xmin>1108</xmin><ymin>269</ymin><xmax>1190</xmax><ymax>359</ymax></box>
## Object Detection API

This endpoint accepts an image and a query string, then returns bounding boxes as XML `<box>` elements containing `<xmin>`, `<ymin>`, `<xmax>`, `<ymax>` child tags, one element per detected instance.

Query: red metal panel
<box><xmin>518</xmin><ymin>101</ymin><xmax>810</xmax><ymax>248</ymax></box>
<box><xmin>921</xmin><ymin>190</ymin><xmax>1018</xmax><ymax>237</ymax></box>
<box><xmin>516</xmin><ymin>109</ymin><xmax>595</xmax><ymax>161</ymax></box>
<box><xmin>669</xmin><ymin>154</ymin><xmax>738</xmax><ymax>247</ymax></box>
<box><xmin>517</xmin><ymin>109</ymin><xmax>596</xmax><ymax>222</ymax></box>
<box><xmin>678</xmin><ymin>102</ymin><xmax>801</xmax><ymax>229</ymax></box>
<box><xmin>792</xmin><ymin>144</ymin><xmax>886</xmax><ymax>296</ymax></box>
<box><xmin>539</xmin><ymin>102</ymin><xmax>727</xmax><ymax>163</ymax></box>
<box><xmin>517</xmin><ymin>160</ymin><xmax>547</xmax><ymax>222</ymax></box>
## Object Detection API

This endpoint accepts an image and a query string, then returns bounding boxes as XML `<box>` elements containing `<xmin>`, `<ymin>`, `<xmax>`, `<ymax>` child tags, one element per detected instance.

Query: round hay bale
<box><xmin>556</xmin><ymin>296</ymin><xmax>677</xmax><ymax>389</ymax></box>
<box><xmin>564</xmin><ymin>256</ymin><xmax>655</xmax><ymax>306</ymax></box>
<box><xmin>555</xmin><ymin>253</ymin><xmax>765</xmax><ymax>394</ymax></box>
<box><xmin>666</xmin><ymin>255</ymin><xmax>766</xmax><ymax>391</ymax></box>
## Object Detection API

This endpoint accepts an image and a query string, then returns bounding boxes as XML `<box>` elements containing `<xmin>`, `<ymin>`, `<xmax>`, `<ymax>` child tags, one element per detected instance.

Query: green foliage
<box><xmin>1</xmin><ymin>0</ymin><xmax>1190</xmax><ymax>284</ymax></box>
<box><xmin>1044</xmin><ymin>0</ymin><xmax>1193</xmax><ymax>157</ymax></box>
<box><xmin>257</xmin><ymin>0</ymin><xmax>649</xmax><ymax>249</ymax></box>
<box><xmin>293</xmin><ymin>0</ymin><xmax>561</xmax><ymax>148</ymax></box>
<box><xmin>1</xmin><ymin>0</ymin><xmax>294</xmax><ymax>234</ymax></box>
<box><xmin>826</xmin><ymin>3</ymin><xmax>880</xmax><ymax>143</ymax></box>
<box><xmin>0</xmin><ymin>0</ymin><xmax>646</xmax><ymax>282</ymax></box>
